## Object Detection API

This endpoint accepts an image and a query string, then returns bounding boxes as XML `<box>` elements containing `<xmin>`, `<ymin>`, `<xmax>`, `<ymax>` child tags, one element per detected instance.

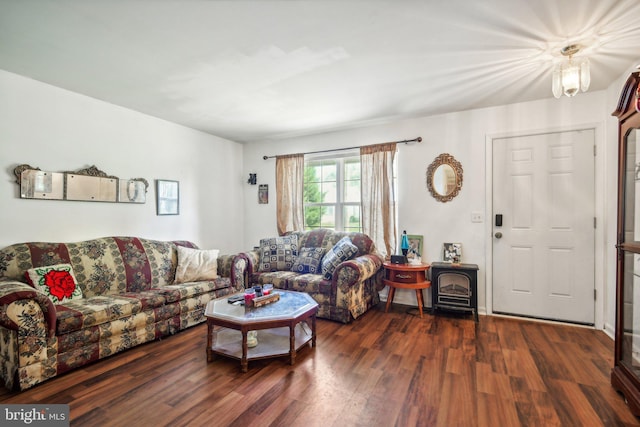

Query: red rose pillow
<box><xmin>25</xmin><ymin>263</ymin><xmax>83</xmax><ymax>304</ymax></box>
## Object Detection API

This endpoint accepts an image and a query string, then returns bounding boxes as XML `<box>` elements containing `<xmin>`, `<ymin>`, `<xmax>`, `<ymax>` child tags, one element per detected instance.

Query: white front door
<box><xmin>492</xmin><ymin>129</ymin><xmax>595</xmax><ymax>324</ymax></box>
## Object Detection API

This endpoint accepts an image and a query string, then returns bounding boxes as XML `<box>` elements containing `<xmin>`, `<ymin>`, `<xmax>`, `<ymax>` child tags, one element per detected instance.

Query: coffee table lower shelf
<box><xmin>208</xmin><ymin>324</ymin><xmax>313</xmax><ymax>371</ymax></box>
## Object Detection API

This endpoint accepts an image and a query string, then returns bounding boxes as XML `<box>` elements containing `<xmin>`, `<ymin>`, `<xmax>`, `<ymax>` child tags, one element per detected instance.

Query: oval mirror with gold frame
<box><xmin>426</xmin><ymin>153</ymin><xmax>463</xmax><ymax>202</ymax></box>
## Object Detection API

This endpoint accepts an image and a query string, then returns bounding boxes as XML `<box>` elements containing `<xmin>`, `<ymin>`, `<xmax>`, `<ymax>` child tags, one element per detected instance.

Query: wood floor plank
<box><xmin>475</xmin><ymin>361</ymin><xmax>515</xmax><ymax>400</ymax></box>
<box><xmin>437</xmin><ymin>371</ymin><xmax>477</xmax><ymax>427</ymax></box>
<box><xmin>1</xmin><ymin>304</ymin><xmax>638</xmax><ymax>426</ymax></box>
<box><xmin>476</xmin><ymin>392</ymin><xmax>520</xmax><ymax>427</ymax></box>
<box><xmin>502</xmin><ymin>347</ymin><xmax>548</xmax><ymax>393</ymax></box>
<box><xmin>546</xmin><ymin>379</ymin><xmax>602</xmax><ymax>427</ymax></box>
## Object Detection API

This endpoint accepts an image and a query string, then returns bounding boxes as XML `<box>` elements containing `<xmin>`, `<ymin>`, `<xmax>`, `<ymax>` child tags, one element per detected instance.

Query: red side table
<box><xmin>382</xmin><ymin>261</ymin><xmax>431</xmax><ymax>317</ymax></box>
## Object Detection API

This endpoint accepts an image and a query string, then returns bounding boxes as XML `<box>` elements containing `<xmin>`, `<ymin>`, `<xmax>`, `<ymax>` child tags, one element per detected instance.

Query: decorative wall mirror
<box><xmin>14</xmin><ymin>164</ymin><xmax>148</xmax><ymax>204</ymax></box>
<box><xmin>426</xmin><ymin>153</ymin><xmax>463</xmax><ymax>202</ymax></box>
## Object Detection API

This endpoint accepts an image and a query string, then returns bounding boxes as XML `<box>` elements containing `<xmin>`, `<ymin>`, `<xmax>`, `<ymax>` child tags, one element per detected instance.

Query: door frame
<box><xmin>484</xmin><ymin>123</ymin><xmax>605</xmax><ymax>329</ymax></box>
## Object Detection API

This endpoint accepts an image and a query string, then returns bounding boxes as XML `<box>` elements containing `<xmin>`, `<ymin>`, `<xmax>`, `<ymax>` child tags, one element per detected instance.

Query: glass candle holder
<box><xmin>244</xmin><ymin>288</ymin><xmax>256</xmax><ymax>305</ymax></box>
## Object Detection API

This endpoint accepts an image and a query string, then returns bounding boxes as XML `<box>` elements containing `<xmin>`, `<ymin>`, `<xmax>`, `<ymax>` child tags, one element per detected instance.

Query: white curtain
<box><xmin>360</xmin><ymin>142</ymin><xmax>397</xmax><ymax>258</ymax></box>
<box><xmin>276</xmin><ymin>153</ymin><xmax>304</xmax><ymax>235</ymax></box>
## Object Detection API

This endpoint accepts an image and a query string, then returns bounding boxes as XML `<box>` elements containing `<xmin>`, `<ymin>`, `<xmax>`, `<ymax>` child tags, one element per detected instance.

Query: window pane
<box><xmin>321</xmin><ymin>206</ymin><xmax>335</xmax><ymax>228</ymax></box>
<box><xmin>304</xmin><ymin>181</ymin><xmax>322</xmax><ymax>203</ymax></box>
<box><xmin>344</xmin><ymin>205</ymin><xmax>361</xmax><ymax>232</ymax></box>
<box><xmin>304</xmin><ymin>206</ymin><xmax>323</xmax><ymax>229</ymax></box>
<box><xmin>344</xmin><ymin>179</ymin><xmax>360</xmax><ymax>203</ymax></box>
<box><xmin>345</xmin><ymin>159</ymin><xmax>360</xmax><ymax>180</ymax></box>
<box><xmin>322</xmin><ymin>181</ymin><xmax>337</xmax><ymax>203</ymax></box>
<box><xmin>322</xmin><ymin>162</ymin><xmax>337</xmax><ymax>181</ymax></box>
<box><xmin>306</xmin><ymin>163</ymin><xmax>321</xmax><ymax>182</ymax></box>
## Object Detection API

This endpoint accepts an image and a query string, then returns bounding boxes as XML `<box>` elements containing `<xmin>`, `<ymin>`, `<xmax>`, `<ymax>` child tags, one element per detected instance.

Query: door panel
<box><xmin>492</xmin><ymin>129</ymin><xmax>595</xmax><ymax>324</ymax></box>
<box><xmin>511</xmin><ymin>246</ymin><xmax>534</xmax><ymax>293</ymax></box>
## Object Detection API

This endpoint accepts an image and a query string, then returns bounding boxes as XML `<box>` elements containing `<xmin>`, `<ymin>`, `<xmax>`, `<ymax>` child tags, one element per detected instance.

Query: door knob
<box><xmin>494</xmin><ymin>232</ymin><xmax>503</xmax><ymax>239</ymax></box>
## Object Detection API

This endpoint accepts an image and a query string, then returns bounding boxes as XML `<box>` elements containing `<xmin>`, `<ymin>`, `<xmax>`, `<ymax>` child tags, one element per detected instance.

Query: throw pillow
<box><xmin>25</xmin><ymin>263</ymin><xmax>83</xmax><ymax>304</ymax></box>
<box><xmin>321</xmin><ymin>236</ymin><xmax>358</xmax><ymax>279</ymax></box>
<box><xmin>258</xmin><ymin>235</ymin><xmax>298</xmax><ymax>272</ymax></box>
<box><xmin>290</xmin><ymin>247</ymin><xmax>326</xmax><ymax>274</ymax></box>
<box><xmin>175</xmin><ymin>246</ymin><xmax>219</xmax><ymax>283</ymax></box>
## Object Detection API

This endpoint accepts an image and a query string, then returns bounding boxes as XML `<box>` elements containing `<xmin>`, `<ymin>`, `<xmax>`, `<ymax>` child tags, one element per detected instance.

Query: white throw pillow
<box><xmin>175</xmin><ymin>246</ymin><xmax>219</xmax><ymax>283</ymax></box>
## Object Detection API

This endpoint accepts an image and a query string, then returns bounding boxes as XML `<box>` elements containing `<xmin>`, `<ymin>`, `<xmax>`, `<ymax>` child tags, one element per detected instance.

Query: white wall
<box><xmin>0</xmin><ymin>69</ymin><xmax>245</xmax><ymax>254</ymax></box>
<box><xmin>243</xmin><ymin>90</ymin><xmax>612</xmax><ymax>320</ymax></box>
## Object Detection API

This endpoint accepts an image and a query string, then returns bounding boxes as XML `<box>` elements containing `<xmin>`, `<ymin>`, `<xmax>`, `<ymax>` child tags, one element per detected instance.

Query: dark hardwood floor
<box><xmin>1</xmin><ymin>303</ymin><xmax>638</xmax><ymax>427</ymax></box>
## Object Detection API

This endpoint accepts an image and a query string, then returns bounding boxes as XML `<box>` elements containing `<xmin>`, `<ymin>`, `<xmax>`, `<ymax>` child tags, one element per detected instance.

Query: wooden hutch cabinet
<box><xmin>612</xmin><ymin>69</ymin><xmax>640</xmax><ymax>416</ymax></box>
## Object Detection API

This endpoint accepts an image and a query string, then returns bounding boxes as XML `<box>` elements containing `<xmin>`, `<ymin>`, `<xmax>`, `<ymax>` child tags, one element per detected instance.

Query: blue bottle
<box><xmin>401</xmin><ymin>230</ymin><xmax>410</xmax><ymax>256</ymax></box>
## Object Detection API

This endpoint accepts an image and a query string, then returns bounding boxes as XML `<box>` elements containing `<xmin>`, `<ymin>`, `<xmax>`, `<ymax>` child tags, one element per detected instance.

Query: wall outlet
<box><xmin>471</xmin><ymin>211</ymin><xmax>483</xmax><ymax>223</ymax></box>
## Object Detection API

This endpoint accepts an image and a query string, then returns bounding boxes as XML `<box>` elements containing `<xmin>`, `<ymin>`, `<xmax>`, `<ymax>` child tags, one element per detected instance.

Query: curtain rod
<box><xmin>262</xmin><ymin>136</ymin><xmax>422</xmax><ymax>160</ymax></box>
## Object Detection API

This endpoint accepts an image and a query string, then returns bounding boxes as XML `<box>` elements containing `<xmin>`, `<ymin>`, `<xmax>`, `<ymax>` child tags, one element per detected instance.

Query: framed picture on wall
<box><xmin>259</xmin><ymin>184</ymin><xmax>268</xmax><ymax>204</ymax></box>
<box><xmin>156</xmin><ymin>179</ymin><xmax>179</xmax><ymax>215</ymax></box>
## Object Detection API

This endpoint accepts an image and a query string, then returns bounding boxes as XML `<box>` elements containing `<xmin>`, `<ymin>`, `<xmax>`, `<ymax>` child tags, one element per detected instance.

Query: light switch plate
<box><xmin>471</xmin><ymin>211</ymin><xmax>483</xmax><ymax>223</ymax></box>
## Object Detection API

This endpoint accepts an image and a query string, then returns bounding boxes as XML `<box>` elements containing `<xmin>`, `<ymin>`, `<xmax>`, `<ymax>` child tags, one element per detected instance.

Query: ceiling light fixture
<box><xmin>552</xmin><ymin>44</ymin><xmax>590</xmax><ymax>98</ymax></box>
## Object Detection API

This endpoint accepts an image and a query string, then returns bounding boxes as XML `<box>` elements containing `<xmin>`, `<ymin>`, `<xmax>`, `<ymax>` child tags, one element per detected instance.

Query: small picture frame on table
<box><xmin>156</xmin><ymin>179</ymin><xmax>179</xmax><ymax>215</ymax></box>
<box><xmin>407</xmin><ymin>235</ymin><xmax>423</xmax><ymax>261</ymax></box>
<box><xmin>443</xmin><ymin>242</ymin><xmax>462</xmax><ymax>263</ymax></box>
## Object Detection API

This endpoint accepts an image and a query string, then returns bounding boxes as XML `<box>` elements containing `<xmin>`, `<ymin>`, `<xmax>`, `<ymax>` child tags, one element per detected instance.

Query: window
<box><xmin>303</xmin><ymin>154</ymin><xmax>361</xmax><ymax>232</ymax></box>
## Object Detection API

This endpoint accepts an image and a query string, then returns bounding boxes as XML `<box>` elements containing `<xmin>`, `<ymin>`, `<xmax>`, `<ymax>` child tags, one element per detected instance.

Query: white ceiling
<box><xmin>2</xmin><ymin>1</ymin><xmax>640</xmax><ymax>143</ymax></box>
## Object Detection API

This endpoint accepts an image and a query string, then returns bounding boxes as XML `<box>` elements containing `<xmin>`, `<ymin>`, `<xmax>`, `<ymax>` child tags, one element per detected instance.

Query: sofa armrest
<box><xmin>217</xmin><ymin>254</ymin><xmax>247</xmax><ymax>292</ymax></box>
<box><xmin>0</xmin><ymin>280</ymin><xmax>56</xmax><ymax>338</ymax></box>
<box><xmin>333</xmin><ymin>254</ymin><xmax>384</xmax><ymax>289</ymax></box>
<box><xmin>234</xmin><ymin>250</ymin><xmax>260</xmax><ymax>284</ymax></box>
<box><xmin>230</xmin><ymin>255</ymin><xmax>247</xmax><ymax>291</ymax></box>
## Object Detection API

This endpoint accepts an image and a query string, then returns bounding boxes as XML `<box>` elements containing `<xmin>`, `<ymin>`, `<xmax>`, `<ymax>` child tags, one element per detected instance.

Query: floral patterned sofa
<box><xmin>0</xmin><ymin>236</ymin><xmax>245</xmax><ymax>391</ymax></box>
<box><xmin>237</xmin><ymin>229</ymin><xmax>385</xmax><ymax>323</ymax></box>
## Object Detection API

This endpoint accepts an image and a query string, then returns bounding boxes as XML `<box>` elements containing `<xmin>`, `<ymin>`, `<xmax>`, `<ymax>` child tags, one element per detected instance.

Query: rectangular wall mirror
<box><xmin>20</xmin><ymin>170</ymin><xmax>64</xmax><ymax>200</ymax></box>
<box><xmin>16</xmin><ymin>164</ymin><xmax>148</xmax><ymax>204</ymax></box>
<box><xmin>66</xmin><ymin>174</ymin><xmax>117</xmax><ymax>202</ymax></box>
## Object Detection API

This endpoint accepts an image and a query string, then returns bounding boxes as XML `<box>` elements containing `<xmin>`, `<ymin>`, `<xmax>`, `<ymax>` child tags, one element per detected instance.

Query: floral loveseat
<box><xmin>0</xmin><ymin>236</ymin><xmax>244</xmax><ymax>391</ymax></box>
<box><xmin>237</xmin><ymin>229</ymin><xmax>384</xmax><ymax>323</ymax></box>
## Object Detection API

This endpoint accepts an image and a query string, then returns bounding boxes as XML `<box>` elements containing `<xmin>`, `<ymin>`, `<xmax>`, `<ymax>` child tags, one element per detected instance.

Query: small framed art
<box><xmin>156</xmin><ymin>179</ymin><xmax>179</xmax><ymax>215</ymax></box>
<box><xmin>407</xmin><ymin>235</ymin><xmax>423</xmax><ymax>260</ymax></box>
<box><xmin>443</xmin><ymin>242</ymin><xmax>462</xmax><ymax>263</ymax></box>
<box><xmin>259</xmin><ymin>184</ymin><xmax>269</xmax><ymax>204</ymax></box>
